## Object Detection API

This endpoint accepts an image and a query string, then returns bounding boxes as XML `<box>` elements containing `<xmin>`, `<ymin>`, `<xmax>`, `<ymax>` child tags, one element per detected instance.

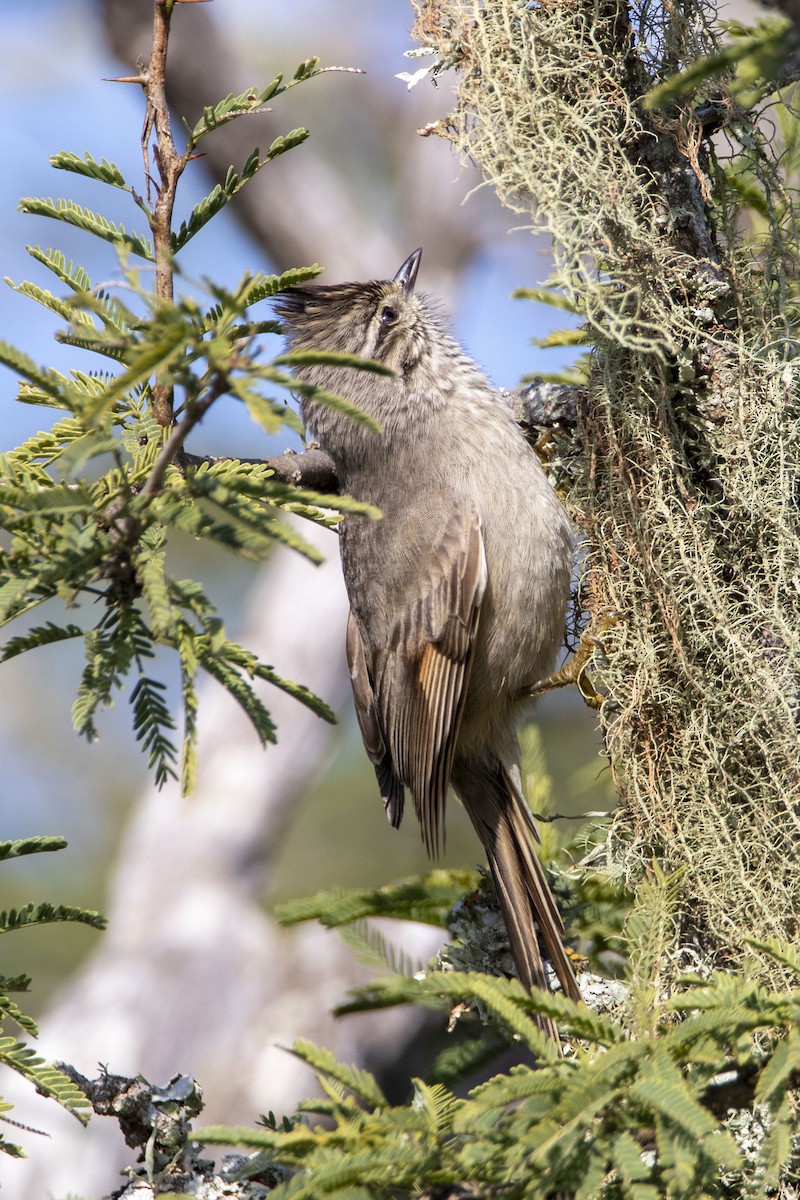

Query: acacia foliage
<box><xmin>0</xmin><ymin>56</ymin><xmax>388</xmax><ymax>793</ymax></box>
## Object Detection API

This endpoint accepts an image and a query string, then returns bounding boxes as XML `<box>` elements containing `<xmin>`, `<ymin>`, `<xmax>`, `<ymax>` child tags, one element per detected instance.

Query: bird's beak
<box><xmin>393</xmin><ymin>248</ymin><xmax>422</xmax><ymax>296</ymax></box>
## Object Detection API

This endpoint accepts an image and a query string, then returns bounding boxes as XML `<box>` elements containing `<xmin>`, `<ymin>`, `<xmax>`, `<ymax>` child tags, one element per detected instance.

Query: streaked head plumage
<box><xmin>275</xmin><ymin>249</ymin><xmax>428</xmax><ymax>374</ymax></box>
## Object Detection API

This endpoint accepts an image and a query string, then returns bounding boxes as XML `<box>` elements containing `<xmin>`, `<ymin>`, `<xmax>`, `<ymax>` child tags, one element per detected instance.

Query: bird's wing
<box><xmin>346</xmin><ymin>504</ymin><xmax>486</xmax><ymax>856</ymax></box>
<box><xmin>346</xmin><ymin>610</ymin><xmax>406</xmax><ymax>827</ymax></box>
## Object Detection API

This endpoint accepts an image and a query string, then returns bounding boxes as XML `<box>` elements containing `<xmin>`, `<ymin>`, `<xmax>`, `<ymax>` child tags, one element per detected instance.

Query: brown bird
<box><xmin>275</xmin><ymin>250</ymin><xmax>580</xmax><ymax>1029</ymax></box>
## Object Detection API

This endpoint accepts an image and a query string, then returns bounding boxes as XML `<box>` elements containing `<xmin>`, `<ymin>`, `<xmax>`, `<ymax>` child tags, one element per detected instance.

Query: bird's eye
<box><xmin>380</xmin><ymin>304</ymin><xmax>399</xmax><ymax>325</ymax></box>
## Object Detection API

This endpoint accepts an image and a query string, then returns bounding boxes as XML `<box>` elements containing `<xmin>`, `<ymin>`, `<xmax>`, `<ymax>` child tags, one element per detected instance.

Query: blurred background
<box><xmin>0</xmin><ymin>2</ymin><xmax>610</xmax><ymax>1194</ymax></box>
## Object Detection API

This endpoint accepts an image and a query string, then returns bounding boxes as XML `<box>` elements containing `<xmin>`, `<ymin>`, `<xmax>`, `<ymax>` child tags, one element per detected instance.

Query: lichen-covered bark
<box><xmin>413</xmin><ymin>0</ymin><xmax>800</xmax><ymax>983</ymax></box>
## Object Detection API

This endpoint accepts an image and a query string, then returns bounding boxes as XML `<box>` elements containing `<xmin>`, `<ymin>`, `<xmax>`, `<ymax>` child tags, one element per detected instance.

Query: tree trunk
<box><xmin>412</xmin><ymin>0</ymin><xmax>800</xmax><ymax>982</ymax></box>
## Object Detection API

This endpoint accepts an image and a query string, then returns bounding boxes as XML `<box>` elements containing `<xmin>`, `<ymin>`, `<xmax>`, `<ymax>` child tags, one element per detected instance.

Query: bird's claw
<box><xmin>519</xmin><ymin>611</ymin><xmax>621</xmax><ymax>709</ymax></box>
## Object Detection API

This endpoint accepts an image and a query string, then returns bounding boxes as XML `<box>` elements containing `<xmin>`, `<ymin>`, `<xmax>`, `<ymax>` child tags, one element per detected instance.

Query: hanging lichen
<box><xmin>412</xmin><ymin>0</ymin><xmax>800</xmax><ymax>985</ymax></box>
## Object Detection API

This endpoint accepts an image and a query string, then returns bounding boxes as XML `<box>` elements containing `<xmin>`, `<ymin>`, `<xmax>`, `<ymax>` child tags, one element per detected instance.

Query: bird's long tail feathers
<box><xmin>456</xmin><ymin>760</ymin><xmax>581</xmax><ymax>1040</ymax></box>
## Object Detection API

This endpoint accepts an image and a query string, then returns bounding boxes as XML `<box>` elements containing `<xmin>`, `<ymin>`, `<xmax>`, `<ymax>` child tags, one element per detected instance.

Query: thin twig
<box><xmin>139</xmin><ymin>372</ymin><xmax>230</xmax><ymax>500</ymax></box>
<box><xmin>142</xmin><ymin>0</ymin><xmax>186</xmax><ymax>427</ymax></box>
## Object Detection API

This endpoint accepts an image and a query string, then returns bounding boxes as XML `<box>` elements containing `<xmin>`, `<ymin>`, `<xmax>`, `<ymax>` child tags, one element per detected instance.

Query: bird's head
<box><xmin>275</xmin><ymin>248</ymin><xmax>429</xmax><ymax>378</ymax></box>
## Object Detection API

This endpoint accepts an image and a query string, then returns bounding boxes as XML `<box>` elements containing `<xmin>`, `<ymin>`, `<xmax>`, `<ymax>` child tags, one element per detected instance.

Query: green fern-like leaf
<box><xmin>244</xmin><ymin>265</ymin><xmax>322</xmax><ymax>305</ymax></box>
<box><xmin>267</xmin><ymin>369</ymin><xmax>385</xmax><ymax>435</ymax></box>
<box><xmin>0</xmin><ymin>976</ymin><xmax>32</xmax><ymax>993</ymax></box>
<box><xmin>0</xmin><ymin>995</ymin><xmax>38</xmax><ymax>1037</ymax></box>
<box><xmin>747</xmin><ymin>936</ymin><xmax>800</xmax><ymax>976</ymax></box>
<box><xmin>629</xmin><ymin>1049</ymin><xmax>718</xmax><ymax>1140</ymax></box>
<box><xmin>754</xmin><ymin>1028</ymin><xmax>800</xmax><ymax>1105</ymax></box>
<box><xmin>195</xmin><ymin>643</ymin><xmax>278</xmax><ymax>745</ymax></box>
<box><xmin>185</xmin><ymin>458</ymin><xmax>379</xmax><ymax>521</ymax></box>
<box><xmin>611</xmin><ymin>1129</ymin><xmax>661</xmax><ymax>1199</ymax></box>
<box><xmin>18</xmin><ymin>197</ymin><xmax>153</xmax><ymax>260</ymax></box>
<box><xmin>412</xmin><ymin>1078</ymin><xmax>462</xmax><ymax>1136</ymax></box>
<box><xmin>275</xmin><ymin>869</ymin><xmax>480</xmax><ymax>930</ymax></box>
<box><xmin>7</xmin><ymin>278</ymin><xmax>97</xmax><ymax>328</ymax></box>
<box><xmin>0</xmin><ymin>340</ymin><xmax>68</xmax><ymax>404</ymax></box>
<box><xmin>289</xmin><ymin>1040</ymin><xmax>386</xmax><ymax>1110</ymax></box>
<box><xmin>85</xmin><ymin>319</ymin><xmax>190</xmax><ymax>414</ymax></box>
<box><xmin>274</xmin><ymin>349</ymin><xmax>393</xmax><ymax>376</ymax></box>
<box><xmin>0</xmin><ymin>621</ymin><xmax>83</xmax><ymax>663</ymax></box>
<box><xmin>189</xmin><ymin>85</ymin><xmax>280</xmax><ymax>142</ymax></box>
<box><xmin>531</xmin><ymin>327</ymin><xmax>589</xmax><ymax>349</ymax></box>
<box><xmin>0</xmin><ymin>836</ymin><xmax>68</xmax><ymax>862</ymax></box>
<box><xmin>0</xmin><ymin>1100</ymin><xmax>25</xmax><ymax>1159</ymax></box>
<box><xmin>758</xmin><ymin>1092</ymin><xmax>795</xmax><ymax>1191</ymax></box>
<box><xmin>0</xmin><ymin>903</ymin><xmax>106</xmax><ymax>935</ymax></box>
<box><xmin>642</xmin><ymin>19</ymin><xmax>792</xmax><ymax>110</ymax></box>
<box><xmin>49</xmin><ymin>150</ymin><xmax>129</xmax><ymax>190</ymax></box>
<box><xmin>138</xmin><ymin>548</ymin><xmax>176</xmax><ymax>640</ymax></box>
<box><xmin>623</xmin><ymin>864</ymin><xmax>684</xmax><ymax>1035</ymax></box>
<box><xmin>0</xmin><ymin>1038</ymin><xmax>90</xmax><ymax>1124</ymax></box>
<box><xmin>177</xmin><ymin>621</ymin><xmax>199</xmax><ymax>795</ymax></box>
<box><xmin>512</xmin><ymin>286</ymin><xmax>585</xmax><ymax>312</ymax></box>
<box><xmin>130</xmin><ymin>676</ymin><xmax>178</xmax><ymax>789</ymax></box>
<box><xmin>72</xmin><ymin>608</ymin><xmax>153</xmax><ymax>742</ymax></box>
<box><xmin>26</xmin><ymin>246</ymin><xmax>134</xmax><ymax>335</ymax></box>
<box><xmin>217</xmin><ymin>640</ymin><xmax>336</xmax><ymax>724</ymax></box>
<box><xmin>173</xmin><ymin>150</ymin><xmax>263</xmax><ymax>251</ymax></box>
<box><xmin>173</xmin><ymin>136</ymin><xmax>308</xmax><ymax>252</ymax></box>
<box><xmin>337</xmin><ymin>921</ymin><xmax>425</xmax><ymax>979</ymax></box>
<box><xmin>187</xmin><ymin>60</ymin><xmax>321</xmax><ymax>146</ymax></box>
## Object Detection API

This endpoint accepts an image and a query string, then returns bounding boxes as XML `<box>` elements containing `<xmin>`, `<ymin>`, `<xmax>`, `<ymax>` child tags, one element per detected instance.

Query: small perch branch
<box><xmin>176</xmin><ymin>381</ymin><xmax>585</xmax><ymax>497</ymax></box>
<box><xmin>181</xmin><ymin>445</ymin><xmax>341</xmax><ymax>491</ymax></box>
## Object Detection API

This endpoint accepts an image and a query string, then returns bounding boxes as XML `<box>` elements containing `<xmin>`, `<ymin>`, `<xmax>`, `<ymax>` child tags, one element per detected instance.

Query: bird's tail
<box><xmin>455</xmin><ymin>758</ymin><xmax>580</xmax><ymax>1039</ymax></box>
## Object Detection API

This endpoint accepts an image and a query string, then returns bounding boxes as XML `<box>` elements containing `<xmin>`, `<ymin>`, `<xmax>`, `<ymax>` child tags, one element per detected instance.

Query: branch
<box><xmin>175</xmin><ymin>381</ymin><xmax>585</xmax><ymax>496</ymax></box>
<box><xmin>182</xmin><ymin>445</ymin><xmax>340</xmax><ymax>491</ymax></box>
<box><xmin>99</xmin><ymin>0</ymin><xmax>488</xmax><ymax>285</ymax></box>
<box><xmin>141</xmin><ymin>0</ymin><xmax>186</xmax><ymax>427</ymax></box>
<box><xmin>139</xmin><ymin>369</ymin><xmax>231</xmax><ymax>499</ymax></box>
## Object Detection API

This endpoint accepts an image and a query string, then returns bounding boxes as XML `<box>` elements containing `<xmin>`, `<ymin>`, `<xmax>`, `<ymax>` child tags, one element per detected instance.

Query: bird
<box><xmin>275</xmin><ymin>249</ymin><xmax>580</xmax><ymax>1030</ymax></box>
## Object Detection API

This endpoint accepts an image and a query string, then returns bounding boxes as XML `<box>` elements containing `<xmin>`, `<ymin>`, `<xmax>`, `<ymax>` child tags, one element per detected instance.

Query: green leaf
<box><xmin>754</xmin><ymin>1029</ymin><xmax>800</xmax><ymax>1105</ymax></box>
<box><xmin>512</xmin><ymin>286</ymin><xmax>584</xmax><ymax>313</ymax></box>
<box><xmin>746</xmin><ymin>936</ymin><xmax>800</xmax><ymax>975</ymax></box>
<box><xmin>244</xmin><ymin>265</ymin><xmax>322</xmax><ymax>305</ymax></box>
<box><xmin>7</xmin><ymin>278</ymin><xmax>96</xmax><ymax>328</ymax></box>
<box><xmin>531</xmin><ymin>327</ymin><xmax>589</xmax><ymax>349</ymax></box>
<box><xmin>0</xmin><ymin>974</ymin><xmax>31</xmax><ymax>992</ymax></box>
<box><xmin>26</xmin><ymin>246</ymin><xmax>134</xmax><ymax>334</ymax></box>
<box><xmin>0</xmin><ymin>1037</ymin><xmax>91</xmax><ymax>1123</ymax></box>
<box><xmin>642</xmin><ymin>22</ymin><xmax>793</xmax><ymax>110</ymax></box>
<box><xmin>130</xmin><ymin>676</ymin><xmax>178</xmax><ymax>789</ymax></box>
<box><xmin>189</xmin><ymin>79</ymin><xmax>302</xmax><ymax>144</ymax></box>
<box><xmin>1</xmin><ymin>622</ymin><xmax>83</xmax><ymax>662</ymax></box>
<box><xmin>0</xmin><ymin>836</ymin><xmax>68</xmax><ymax>861</ymax></box>
<box><xmin>0</xmin><ymin>995</ymin><xmax>38</xmax><ymax>1037</ymax></box>
<box><xmin>18</xmin><ymin>197</ymin><xmax>153</xmax><ymax>260</ymax></box>
<box><xmin>87</xmin><ymin>320</ymin><xmax>189</xmax><ymax>414</ymax></box>
<box><xmin>628</xmin><ymin>1051</ymin><xmax>716</xmax><ymax>1139</ymax></box>
<box><xmin>0</xmin><ymin>340</ymin><xmax>68</xmax><ymax>404</ymax></box>
<box><xmin>173</xmin><ymin>150</ymin><xmax>266</xmax><ymax>252</ymax></box>
<box><xmin>177</xmin><ymin>623</ymin><xmax>199</xmax><ymax>796</ymax></box>
<box><xmin>276</xmin><ymin>870</ymin><xmax>480</xmax><ymax>929</ymax></box>
<box><xmin>196</xmin><ymin>646</ymin><xmax>278</xmax><ymax>745</ymax></box>
<box><xmin>273</xmin><ymin>374</ymin><xmax>383</xmax><ymax>435</ymax></box>
<box><xmin>289</xmin><ymin>1040</ymin><xmax>387</xmax><ymax>1109</ymax></box>
<box><xmin>274</xmin><ymin>349</ymin><xmax>393</xmax><ymax>376</ymax></box>
<box><xmin>139</xmin><ymin>549</ymin><xmax>175</xmax><ymax>640</ymax></box>
<box><xmin>49</xmin><ymin>150</ymin><xmax>129</xmax><ymax>190</ymax></box>
<box><xmin>264</xmin><ymin>128</ymin><xmax>309</xmax><ymax>161</ymax></box>
<box><xmin>0</xmin><ymin>903</ymin><xmax>106</xmax><ymax>934</ymax></box>
<box><xmin>758</xmin><ymin>1092</ymin><xmax>794</xmax><ymax>1190</ymax></box>
<box><xmin>611</xmin><ymin>1130</ymin><xmax>659</xmax><ymax>1198</ymax></box>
